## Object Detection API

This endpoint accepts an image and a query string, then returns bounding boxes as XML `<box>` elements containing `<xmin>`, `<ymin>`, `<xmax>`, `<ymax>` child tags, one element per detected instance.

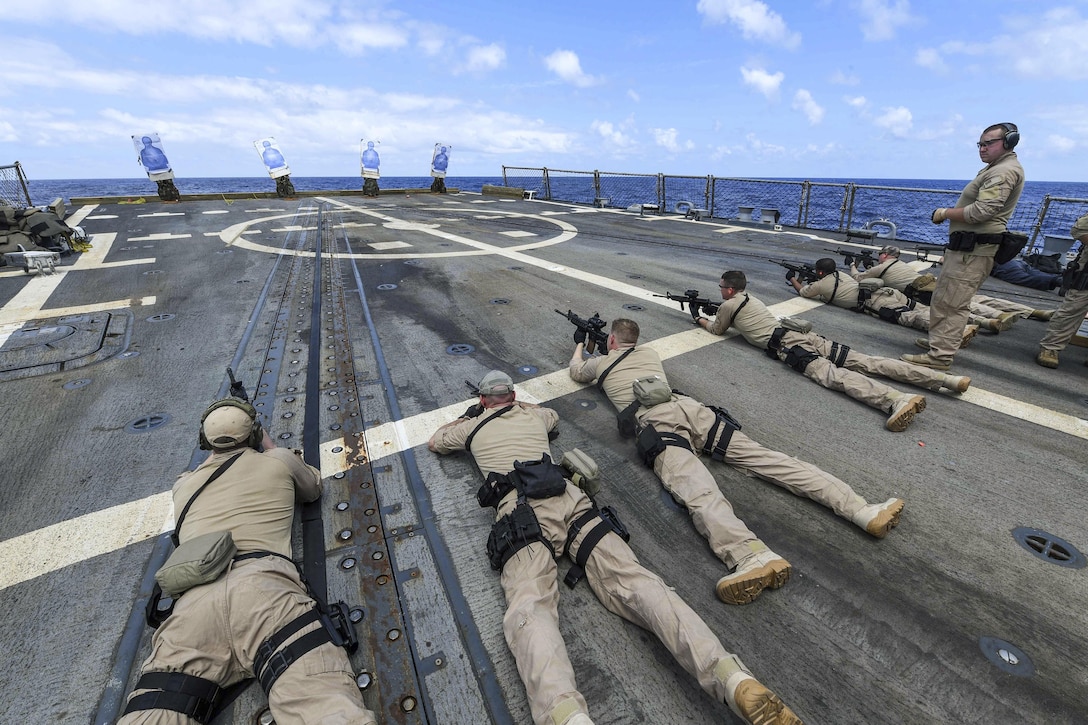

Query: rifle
<box><xmin>826</xmin><ymin>247</ymin><xmax>877</xmax><ymax>269</ymax></box>
<box><xmin>556</xmin><ymin>309</ymin><xmax>609</xmax><ymax>354</ymax></box>
<box><xmin>913</xmin><ymin>245</ymin><xmax>945</xmax><ymax>263</ymax></box>
<box><xmin>226</xmin><ymin>367</ymin><xmax>250</xmax><ymax>402</ymax></box>
<box><xmin>770</xmin><ymin>259</ymin><xmax>819</xmax><ymax>284</ymax></box>
<box><xmin>653</xmin><ymin>290</ymin><xmax>721</xmax><ymax>319</ymax></box>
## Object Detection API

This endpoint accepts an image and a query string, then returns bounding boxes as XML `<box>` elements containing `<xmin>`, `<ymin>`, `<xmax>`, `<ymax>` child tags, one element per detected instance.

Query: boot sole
<box><xmin>866</xmin><ymin>499</ymin><xmax>906</xmax><ymax>538</ymax></box>
<box><xmin>734</xmin><ymin>682</ymin><xmax>805</xmax><ymax>725</ymax></box>
<box><xmin>887</xmin><ymin>396</ymin><xmax>926</xmax><ymax>432</ymax></box>
<box><xmin>716</xmin><ymin>560</ymin><xmax>791</xmax><ymax>605</ymax></box>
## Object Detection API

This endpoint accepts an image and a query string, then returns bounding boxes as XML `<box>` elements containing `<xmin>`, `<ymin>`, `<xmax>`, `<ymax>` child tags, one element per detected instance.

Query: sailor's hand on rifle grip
<box><xmin>574</xmin><ymin>328</ymin><xmax>587</xmax><ymax>344</ymax></box>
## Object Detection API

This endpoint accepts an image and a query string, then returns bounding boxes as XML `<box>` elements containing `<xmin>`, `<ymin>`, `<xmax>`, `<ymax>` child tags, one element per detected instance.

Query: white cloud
<box><xmin>1047</xmin><ymin>135</ymin><xmax>1076</xmax><ymax>152</ymax></box>
<box><xmin>915</xmin><ymin>47</ymin><xmax>947</xmax><ymax>73</ymax></box>
<box><xmin>874</xmin><ymin>106</ymin><xmax>913</xmax><ymax>137</ymax></box>
<box><xmin>544</xmin><ymin>49</ymin><xmax>599</xmax><ymax>87</ymax></box>
<box><xmin>830</xmin><ymin>70</ymin><xmax>860</xmax><ymax>86</ymax></box>
<box><xmin>744</xmin><ymin>132</ymin><xmax>786</xmax><ymax>155</ymax></box>
<box><xmin>740</xmin><ymin>66</ymin><xmax>784</xmax><ymax>99</ymax></box>
<box><xmin>591</xmin><ymin>120</ymin><xmax>633</xmax><ymax>147</ymax></box>
<box><xmin>934</xmin><ymin>8</ymin><xmax>1088</xmax><ymax>80</ymax></box>
<box><xmin>792</xmin><ymin>89</ymin><xmax>824</xmax><ymax>124</ymax></box>
<box><xmin>651</xmin><ymin>128</ymin><xmax>694</xmax><ymax>152</ymax></box>
<box><xmin>696</xmin><ymin>0</ymin><xmax>801</xmax><ymax>49</ymax></box>
<box><xmin>845</xmin><ymin>95</ymin><xmax>868</xmax><ymax>110</ymax></box>
<box><xmin>854</xmin><ymin>0</ymin><xmax>916</xmax><ymax>42</ymax></box>
<box><xmin>462</xmin><ymin>44</ymin><xmax>506</xmax><ymax>73</ymax></box>
<box><xmin>627</xmin><ymin>89</ymin><xmax>641</xmax><ymax>102</ymax></box>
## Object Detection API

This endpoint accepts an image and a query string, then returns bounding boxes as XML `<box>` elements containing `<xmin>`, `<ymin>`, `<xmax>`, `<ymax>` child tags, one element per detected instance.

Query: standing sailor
<box><xmin>902</xmin><ymin>122</ymin><xmax>1025</xmax><ymax>370</ymax></box>
<box><xmin>1036</xmin><ymin>213</ymin><xmax>1088</xmax><ymax>368</ymax></box>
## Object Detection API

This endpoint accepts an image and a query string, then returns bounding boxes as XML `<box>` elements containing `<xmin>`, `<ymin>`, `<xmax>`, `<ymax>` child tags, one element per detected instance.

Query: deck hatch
<box><xmin>1012</xmin><ymin>526</ymin><xmax>1086</xmax><ymax>569</ymax></box>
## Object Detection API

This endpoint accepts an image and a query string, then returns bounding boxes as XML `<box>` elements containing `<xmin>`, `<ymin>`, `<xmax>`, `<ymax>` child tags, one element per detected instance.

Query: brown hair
<box><xmin>610</xmin><ymin>318</ymin><xmax>640</xmax><ymax>344</ymax></box>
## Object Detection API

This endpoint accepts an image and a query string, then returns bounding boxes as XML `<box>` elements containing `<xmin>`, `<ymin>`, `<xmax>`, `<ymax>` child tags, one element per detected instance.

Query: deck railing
<box><xmin>502</xmin><ymin>165</ymin><xmax>1087</xmax><ymax>251</ymax></box>
<box><xmin>0</xmin><ymin>162</ymin><xmax>32</xmax><ymax>209</ymax></box>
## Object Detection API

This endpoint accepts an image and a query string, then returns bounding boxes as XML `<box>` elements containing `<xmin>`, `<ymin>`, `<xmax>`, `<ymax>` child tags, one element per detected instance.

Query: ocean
<box><xmin>20</xmin><ymin>174</ymin><xmax>1088</xmax><ymax>248</ymax></box>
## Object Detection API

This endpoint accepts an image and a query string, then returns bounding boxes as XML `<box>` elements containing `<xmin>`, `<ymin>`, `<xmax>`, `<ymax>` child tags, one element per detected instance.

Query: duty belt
<box><xmin>947</xmin><ymin>230</ymin><xmax>1003</xmax><ymax>251</ymax></box>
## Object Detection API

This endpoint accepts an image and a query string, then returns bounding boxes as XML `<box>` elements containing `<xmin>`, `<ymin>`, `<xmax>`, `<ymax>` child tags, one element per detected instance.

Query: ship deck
<box><xmin>0</xmin><ymin>190</ymin><xmax>1085</xmax><ymax>725</ymax></box>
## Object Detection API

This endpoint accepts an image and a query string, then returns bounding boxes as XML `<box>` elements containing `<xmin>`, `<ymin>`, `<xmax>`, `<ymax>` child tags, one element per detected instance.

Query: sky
<box><xmin>2</xmin><ymin>0</ymin><xmax>1087</xmax><ymax>182</ymax></box>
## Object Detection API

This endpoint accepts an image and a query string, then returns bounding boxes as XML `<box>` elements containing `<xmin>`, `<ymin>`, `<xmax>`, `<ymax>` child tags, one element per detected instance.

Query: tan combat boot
<box><xmin>851</xmin><ymin>498</ymin><xmax>906</xmax><ymax>538</ymax></box>
<box><xmin>718</xmin><ymin>657</ymin><xmax>804</xmax><ymax>725</ymax></box>
<box><xmin>942</xmin><ymin>374</ymin><xmax>971</xmax><ymax>393</ymax></box>
<box><xmin>960</xmin><ymin>323</ymin><xmax>980</xmax><ymax>346</ymax></box>
<box><xmin>1036</xmin><ymin>348</ymin><xmax>1059</xmax><ymax>368</ymax></box>
<box><xmin>886</xmin><ymin>394</ymin><xmax>926</xmax><ymax>431</ymax></box>
<box><xmin>992</xmin><ymin>311</ymin><xmax>1018</xmax><ymax>331</ymax></box>
<box><xmin>716</xmin><ymin>541</ymin><xmax>791</xmax><ymax>605</ymax></box>
<box><xmin>1029</xmin><ymin>309</ymin><xmax>1054</xmax><ymax>321</ymax></box>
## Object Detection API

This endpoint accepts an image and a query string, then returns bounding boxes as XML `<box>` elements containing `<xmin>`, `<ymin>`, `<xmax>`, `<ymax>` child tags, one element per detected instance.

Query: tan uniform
<box><xmin>1040</xmin><ymin>214</ymin><xmax>1088</xmax><ymax>353</ymax></box>
<box><xmin>708</xmin><ymin>291</ymin><xmax>949</xmax><ymax>398</ymax></box>
<box><xmin>120</xmin><ymin>447</ymin><xmax>375</xmax><ymax>725</ymax></box>
<box><xmin>853</xmin><ymin>258</ymin><xmax>921</xmax><ymax>290</ymax></box>
<box><xmin>569</xmin><ymin>348</ymin><xmax>872</xmax><ymax>563</ymax></box>
<box><xmin>431</xmin><ymin>403</ymin><xmax>743</xmax><ymax>725</ymax></box>
<box><xmin>804</xmin><ymin>269</ymin><xmax>987</xmax><ymax>332</ymax></box>
<box><xmin>928</xmin><ymin>151</ymin><xmax>1025</xmax><ymax>363</ymax></box>
<box><xmin>798</xmin><ymin>271</ymin><xmax>859</xmax><ymax>310</ymax></box>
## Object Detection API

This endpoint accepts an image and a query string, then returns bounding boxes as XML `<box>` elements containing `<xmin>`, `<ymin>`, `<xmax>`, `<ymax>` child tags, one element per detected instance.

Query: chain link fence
<box><xmin>501</xmin><ymin>165</ymin><xmax>1085</xmax><ymax>252</ymax></box>
<box><xmin>1</xmin><ymin>162</ymin><xmax>32</xmax><ymax>208</ymax></box>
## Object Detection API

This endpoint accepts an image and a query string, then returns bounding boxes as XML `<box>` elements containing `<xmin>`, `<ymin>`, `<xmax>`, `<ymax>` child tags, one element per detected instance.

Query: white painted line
<box><xmin>0</xmin><ymin>492</ymin><xmax>172</xmax><ymax>590</ymax></box>
<box><xmin>271</xmin><ymin>226</ymin><xmax>318</xmax><ymax>233</ymax></box>
<box><xmin>128</xmin><ymin>233</ymin><xmax>192</xmax><ymax>241</ymax></box>
<box><xmin>500</xmin><ymin>231</ymin><xmax>537</xmax><ymax>238</ymax></box>
<box><xmin>202</xmin><ymin>210</ymin><xmax>231</xmax><ymax>215</ymax></box>
<box><xmin>138</xmin><ymin>212</ymin><xmax>186</xmax><ymax>218</ymax></box>
<box><xmin>66</xmin><ymin>205</ymin><xmax>98</xmax><ymax>227</ymax></box>
<box><xmin>369</xmin><ymin>241</ymin><xmax>412</xmax><ymax>250</ymax></box>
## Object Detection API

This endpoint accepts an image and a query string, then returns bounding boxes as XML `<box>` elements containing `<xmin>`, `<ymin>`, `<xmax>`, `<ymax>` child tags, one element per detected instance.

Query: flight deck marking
<box><xmin>137</xmin><ymin>212</ymin><xmax>186</xmax><ymax>218</ymax></box>
<box><xmin>128</xmin><ymin>232</ymin><xmax>192</xmax><ymax>242</ymax></box>
<box><xmin>0</xmin><ymin>233</ymin><xmax>156</xmax><ymax>346</ymax></box>
<box><xmin>0</xmin><ymin>492</ymin><xmax>172</xmax><ymax>590</ymax></box>
<box><xmin>217</xmin><ymin>203</ymin><xmax>578</xmax><ymax>259</ymax></box>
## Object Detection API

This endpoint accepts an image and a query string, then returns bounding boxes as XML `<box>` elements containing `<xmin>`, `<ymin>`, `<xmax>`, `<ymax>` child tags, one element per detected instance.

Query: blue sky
<box><xmin>3</xmin><ymin>0</ymin><xmax>1087</xmax><ymax>182</ymax></box>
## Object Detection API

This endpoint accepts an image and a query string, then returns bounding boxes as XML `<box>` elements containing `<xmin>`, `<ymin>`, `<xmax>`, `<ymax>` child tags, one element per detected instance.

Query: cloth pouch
<box><xmin>632</xmin><ymin>375</ymin><xmax>673</xmax><ymax>407</ymax></box>
<box><xmin>155</xmin><ymin>530</ymin><xmax>237</xmax><ymax>597</ymax></box>
<box><xmin>561</xmin><ymin>448</ymin><xmax>601</xmax><ymax>497</ymax></box>
<box><xmin>778</xmin><ymin>316</ymin><xmax>813</xmax><ymax>333</ymax></box>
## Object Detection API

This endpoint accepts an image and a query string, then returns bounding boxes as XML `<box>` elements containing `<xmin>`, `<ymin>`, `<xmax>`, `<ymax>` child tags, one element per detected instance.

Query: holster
<box><xmin>486</xmin><ymin>502</ymin><xmax>553</xmax><ymax>572</ymax></box>
<box><xmin>782</xmin><ymin>345</ymin><xmax>820</xmax><ymax>373</ymax></box>
<box><xmin>703</xmin><ymin>406</ymin><xmax>741</xmax><ymax>462</ymax></box>
<box><xmin>635</xmin><ymin>425</ymin><xmax>692</xmax><ymax>468</ymax></box>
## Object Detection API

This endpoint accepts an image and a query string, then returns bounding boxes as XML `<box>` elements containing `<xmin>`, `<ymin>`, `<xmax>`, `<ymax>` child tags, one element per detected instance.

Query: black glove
<box><xmin>574</xmin><ymin>328</ymin><xmax>587</xmax><ymax>344</ymax></box>
<box><xmin>844</xmin><ymin>255</ymin><xmax>855</xmax><ymax>266</ymax></box>
<box><xmin>461</xmin><ymin>403</ymin><xmax>484</xmax><ymax>419</ymax></box>
<box><xmin>785</xmin><ymin>269</ymin><xmax>796</xmax><ymax>281</ymax></box>
<box><xmin>689</xmin><ymin>303</ymin><xmax>701</xmax><ymax>321</ymax></box>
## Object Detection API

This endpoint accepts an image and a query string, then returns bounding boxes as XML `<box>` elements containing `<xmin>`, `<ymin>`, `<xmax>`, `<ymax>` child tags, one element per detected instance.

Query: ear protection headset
<box><xmin>198</xmin><ymin>398</ymin><xmax>263</xmax><ymax>450</ymax></box>
<box><xmin>999</xmin><ymin>122</ymin><xmax>1019</xmax><ymax>150</ymax></box>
